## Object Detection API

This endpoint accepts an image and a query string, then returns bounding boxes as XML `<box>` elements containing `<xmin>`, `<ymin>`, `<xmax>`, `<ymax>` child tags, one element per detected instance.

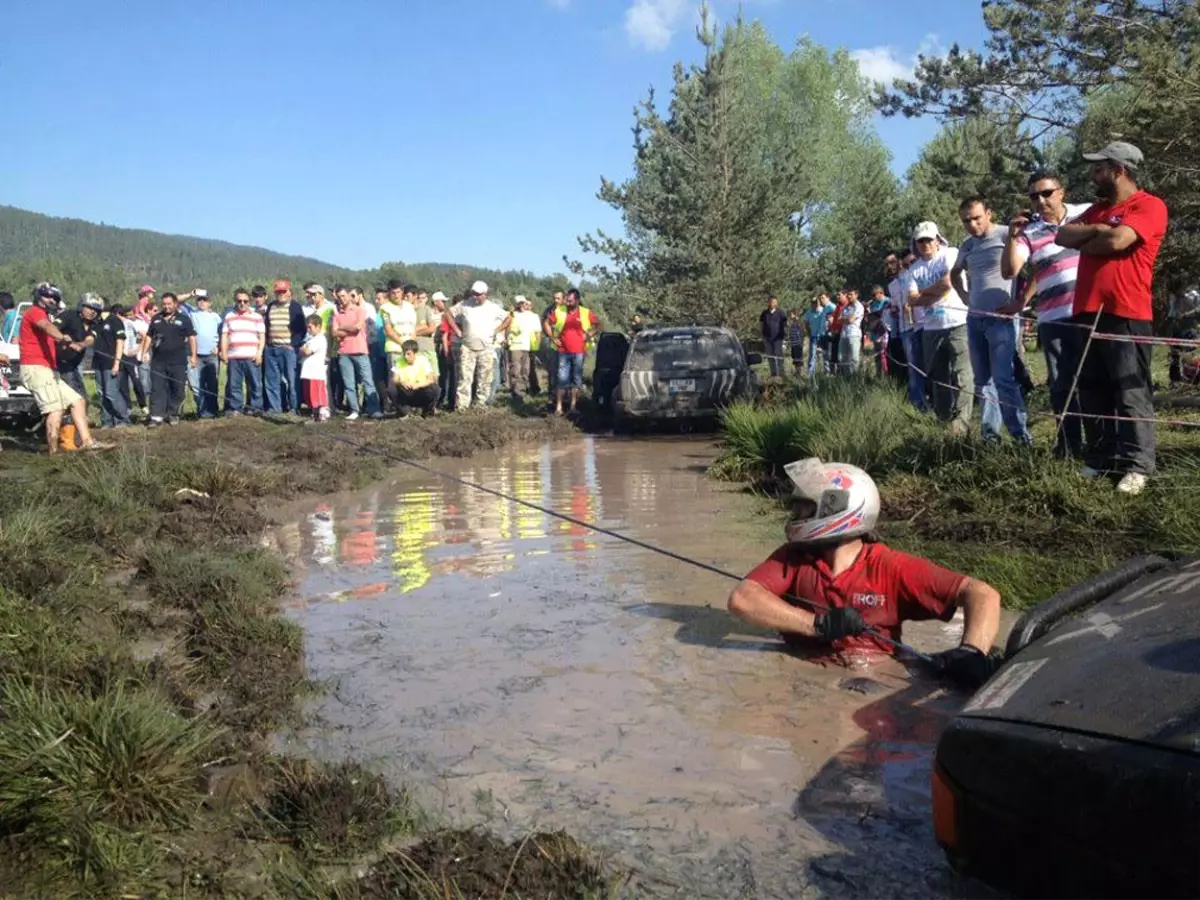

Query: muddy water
<box><xmin>279</xmin><ymin>437</ymin><xmax>992</xmax><ymax>899</ymax></box>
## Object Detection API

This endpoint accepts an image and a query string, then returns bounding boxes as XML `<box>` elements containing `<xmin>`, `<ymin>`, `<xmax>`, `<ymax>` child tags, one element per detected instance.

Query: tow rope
<box><xmin>317</xmin><ymin>429</ymin><xmax>935</xmax><ymax>663</ymax></box>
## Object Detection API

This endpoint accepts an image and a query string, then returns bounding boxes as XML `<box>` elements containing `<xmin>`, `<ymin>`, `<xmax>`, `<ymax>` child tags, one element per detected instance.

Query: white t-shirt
<box><xmin>460</xmin><ymin>300</ymin><xmax>506</xmax><ymax>351</ymax></box>
<box><xmin>507</xmin><ymin>310</ymin><xmax>543</xmax><ymax>352</ymax></box>
<box><xmin>905</xmin><ymin>246</ymin><xmax>966</xmax><ymax>331</ymax></box>
<box><xmin>382</xmin><ymin>302</ymin><xmax>417</xmax><ymax>343</ymax></box>
<box><xmin>125</xmin><ymin>317</ymin><xmax>147</xmax><ymax>358</ymax></box>
<box><xmin>840</xmin><ymin>300</ymin><xmax>864</xmax><ymax>337</ymax></box>
<box><xmin>300</xmin><ymin>333</ymin><xmax>328</xmax><ymax>380</ymax></box>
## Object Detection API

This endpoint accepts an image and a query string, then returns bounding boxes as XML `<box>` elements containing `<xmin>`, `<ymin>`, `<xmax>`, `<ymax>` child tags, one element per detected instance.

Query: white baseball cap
<box><xmin>912</xmin><ymin>221</ymin><xmax>942</xmax><ymax>242</ymax></box>
<box><xmin>194</xmin><ymin>288</ymin><xmax>208</xmax><ymax>299</ymax></box>
<box><xmin>471</xmin><ymin>280</ymin><xmax>488</xmax><ymax>295</ymax></box>
<box><xmin>431</xmin><ymin>291</ymin><xmax>448</xmax><ymax>303</ymax></box>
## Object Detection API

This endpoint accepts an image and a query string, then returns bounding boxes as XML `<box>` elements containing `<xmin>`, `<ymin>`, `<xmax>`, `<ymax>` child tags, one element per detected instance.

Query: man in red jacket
<box><xmin>1056</xmin><ymin>141</ymin><xmax>1169</xmax><ymax>495</ymax></box>
<box><xmin>727</xmin><ymin>458</ymin><xmax>1002</xmax><ymax>689</ymax></box>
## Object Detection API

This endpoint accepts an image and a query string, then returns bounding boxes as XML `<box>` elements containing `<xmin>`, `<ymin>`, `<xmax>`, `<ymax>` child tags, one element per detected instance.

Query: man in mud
<box><xmin>727</xmin><ymin>458</ymin><xmax>1002</xmax><ymax>690</ymax></box>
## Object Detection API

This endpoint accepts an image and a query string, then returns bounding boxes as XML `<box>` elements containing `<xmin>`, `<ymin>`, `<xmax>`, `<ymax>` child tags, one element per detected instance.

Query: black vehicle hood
<box><xmin>963</xmin><ymin>560</ymin><xmax>1200</xmax><ymax>755</ymax></box>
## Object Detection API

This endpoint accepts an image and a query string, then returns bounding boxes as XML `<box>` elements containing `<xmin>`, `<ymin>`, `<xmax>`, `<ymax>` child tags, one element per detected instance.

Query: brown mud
<box><xmin>281</xmin><ymin>435</ymin><xmax>1011</xmax><ymax>898</ymax></box>
<box><xmin>0</xmin><ymin>408</ymin><xmax>606</xmax><ymax>899</ymax></box>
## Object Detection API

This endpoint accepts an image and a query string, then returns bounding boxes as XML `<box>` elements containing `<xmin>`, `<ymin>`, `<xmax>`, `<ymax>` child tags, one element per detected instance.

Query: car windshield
<box><xmin>627</xmin><ymin>332</ymin><xmax>742</xmax><ymax>371</ymax></box>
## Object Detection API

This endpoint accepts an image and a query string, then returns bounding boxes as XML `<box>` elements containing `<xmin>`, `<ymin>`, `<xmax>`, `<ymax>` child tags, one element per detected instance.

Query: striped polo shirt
<box><xmin>223</xmin><ymin>310</ymin><xmax>265</xmax><ymax>360</ymax></box>
<box><xmin>266</xmin><ymin>301</ymin><xmax>293</xmax><ymax>347</ymax></box>
<box><xmin>1016</xmin><ymin>203</ymin><xmax>1091</xmax><ymax>324</ymax></box>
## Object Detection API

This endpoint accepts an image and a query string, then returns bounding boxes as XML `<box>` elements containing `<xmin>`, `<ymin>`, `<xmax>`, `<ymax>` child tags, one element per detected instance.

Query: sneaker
<box><xmin>81</xmin><ymin>440</ymin><xmax>115</xmax><ymax>451</ymax></box>
<box><xmin>345</xmin><ymin>412</ymin><xmax>359</xmax><ymax>421</ymax></box>
<box><xmin>1080</xmin><ymin>465</ymin><xmax>1103</xmax><ymax>479</ymax></box>
<box><xmin>1116</xmin><ymin>472</ymin><xmax>1148</xmax><ymax>495</ymax></box>
<box><xmin>147</xmin><ymin>418</ymin><xmax>164</xmax><ymax>428</ymax></box>
<box><xmin>167</xmin><ymin>417</ymin><xmax>180</xmax><ymax>426</ymax></box>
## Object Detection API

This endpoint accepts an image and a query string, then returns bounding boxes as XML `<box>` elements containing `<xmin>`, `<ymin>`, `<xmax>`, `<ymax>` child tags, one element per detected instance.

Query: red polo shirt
<box><xmin>746</xmin><ymin>541</ymin><xmax>964</xmax><ymax>655</ymax></box>
<box><xmin>1073</xmin><ymin>190</ymin><xmax>1168</xmax><ymax>321</ymax></box>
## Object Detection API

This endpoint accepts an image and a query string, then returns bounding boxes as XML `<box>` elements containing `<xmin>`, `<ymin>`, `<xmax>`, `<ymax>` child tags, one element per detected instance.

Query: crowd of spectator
<box><xmin>1</xmin><ymin>277</ymin><xmax>601</xmax><ymax>454</ymax></box>
<box><xmin>0</xmin><ymin>142</ymin><xmax>1179</xmax><ymax>488</ymax></box>
<box><xmin>761</xmin><ymin>141</ymin><xmax>1170</xmax><ymax>495</ymax></box>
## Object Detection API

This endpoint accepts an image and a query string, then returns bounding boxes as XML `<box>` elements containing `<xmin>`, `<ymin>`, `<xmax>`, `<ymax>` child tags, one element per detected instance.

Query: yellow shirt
<box><xmin>392</xmin><ymin>354</ymin><xmax>435</xmax><ymax>390</ymax></box>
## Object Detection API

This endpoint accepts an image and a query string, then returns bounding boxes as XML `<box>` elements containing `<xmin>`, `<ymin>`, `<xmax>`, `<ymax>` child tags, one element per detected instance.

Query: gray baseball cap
<box><xmin>1083</xmin><ymin>140</ymin><xmax>1144</xmax><ymax>170</ymax></box>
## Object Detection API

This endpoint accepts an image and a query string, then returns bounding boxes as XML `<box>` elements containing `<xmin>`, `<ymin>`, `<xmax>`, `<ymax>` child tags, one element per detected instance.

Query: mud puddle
<box><xmin>279</xmin><ymin>436</ymin><xmax>997</xmax><ymax>898</ymax></box>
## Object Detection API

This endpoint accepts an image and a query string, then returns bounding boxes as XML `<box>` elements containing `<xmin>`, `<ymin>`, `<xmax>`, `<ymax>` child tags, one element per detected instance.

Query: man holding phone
<box><xmin>1002</xmin><ymin>172</ymin><xmax>1092</xmax><ymax>459</ymax></box>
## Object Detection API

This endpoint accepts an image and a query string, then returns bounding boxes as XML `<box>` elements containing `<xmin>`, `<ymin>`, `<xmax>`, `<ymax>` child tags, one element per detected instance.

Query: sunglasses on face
<box><xmin>1028</xmin><ymin>188</ymin><xmax>1059</xmax><ymax>200</ymax></box>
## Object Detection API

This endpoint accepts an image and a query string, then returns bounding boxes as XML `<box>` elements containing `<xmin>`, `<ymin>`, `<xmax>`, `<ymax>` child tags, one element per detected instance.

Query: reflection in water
<box><xmin>287</xmin><ymin>437</ymin><xmax>975</xmax><ymax>898</ymax></box>
<box><xmin>300</xmin><ymin>440</ymin><xmax>612</xmax><ymax>595</ymax></box>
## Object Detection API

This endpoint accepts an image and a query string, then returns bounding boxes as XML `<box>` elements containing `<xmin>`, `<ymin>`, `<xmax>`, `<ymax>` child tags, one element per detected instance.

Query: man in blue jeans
<box><xmin>803</xmin><ymin>294</ymin><xmax>834</xmax><ymax>377</ymax></box>
<box><xmin>263</xmin><ymin>280</ymin><xmax>306</xmax><ymax>413</ymax></box>
<box><xmin>220</xmin><ymin>290</ymin><xmax>266</xmax><ymax>415</ymax></box>
<box><xmin>952</xmin><ymin>197</ymin><xmax>1031</xmax><ymax>443</ymax></box>
<box><xmin>189</xmin><ymin>292</ymin><xmax>222</xmax><ymax>418</ymax></box>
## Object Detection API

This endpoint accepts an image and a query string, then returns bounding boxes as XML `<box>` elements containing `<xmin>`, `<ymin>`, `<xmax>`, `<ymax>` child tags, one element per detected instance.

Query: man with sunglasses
<box><xmin>1002</xmin><ymin>173</ymin><xmax>1092</xmax><ymax>459</ymax></box>
<box><xmin>1055</xmin><ymin>142</ymin><xmax>1168</xmax><ymax>495</ymax></box>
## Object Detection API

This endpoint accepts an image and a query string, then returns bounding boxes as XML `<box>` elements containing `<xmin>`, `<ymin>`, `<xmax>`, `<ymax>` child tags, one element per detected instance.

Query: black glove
<box><xmin>929</xmin><ymin>645</ymin><xmax>1003</xmax><ymax>691</ymax></box>
<box><xmin>813</xmin><ymin>607</ymin><xmax>867</xmax><ymax>642</ymax></box>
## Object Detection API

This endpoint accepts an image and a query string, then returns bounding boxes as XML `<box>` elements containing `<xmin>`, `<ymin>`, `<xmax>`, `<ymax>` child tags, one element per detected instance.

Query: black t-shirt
<box><xmin>92</xmin><ymin>313</ymin><xmax>126</xmax><ymax>367</ymax></box>
<box><xmin>761</xmin><ymin>307</ymin><xmax>787</xmax><ymax>342</ymax></box>
<box><xmin>55</xmin><ymin>309</ymin><xmax>95</xmax><ymax>372</ymax></box>
<box><xmin>148</xmin><ymin>312</ymin><xmax>195</xmax><ymax>361</ymax></box>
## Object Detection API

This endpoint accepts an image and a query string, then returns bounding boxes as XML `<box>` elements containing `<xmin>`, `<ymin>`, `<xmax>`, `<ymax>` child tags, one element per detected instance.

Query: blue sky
<box><xmin>3</xmin><ymin>0</ymin><xmax>991</xmax><ymax>277</ymax></box>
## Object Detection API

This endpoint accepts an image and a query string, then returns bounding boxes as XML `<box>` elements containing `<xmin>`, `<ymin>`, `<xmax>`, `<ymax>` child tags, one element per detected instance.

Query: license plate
<box><xmin>669</xmin><ymin>379</ymin><xmax>696</xmax><ymax>394</ymax></box>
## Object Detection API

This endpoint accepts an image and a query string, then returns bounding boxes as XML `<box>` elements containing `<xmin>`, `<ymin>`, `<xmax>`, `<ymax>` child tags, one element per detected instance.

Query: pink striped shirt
<box><xmin>223</xmin><ymin>311</ymin><xmax>265</xmax><ymax>360</ymax></box>
<box><xmin>1015</xmin><ymin>203</ymin><xmax>1090</xmax><ymax>324</ymax></box>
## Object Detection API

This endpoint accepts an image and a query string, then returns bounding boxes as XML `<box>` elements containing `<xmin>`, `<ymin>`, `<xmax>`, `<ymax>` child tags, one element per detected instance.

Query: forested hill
<box><xmin>0</xmin><ymin>205</ymin><xmax>589</xmax><ymax>312</ymax></box>
<box><xmin>0</xmin><ymin>204</ymin><xmax>358</xmax><ymax>302</ymax></box>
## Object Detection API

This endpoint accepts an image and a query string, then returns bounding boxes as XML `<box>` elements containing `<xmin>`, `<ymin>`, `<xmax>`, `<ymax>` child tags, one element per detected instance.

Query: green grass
<box><xmin>0</xmin><ymin>407</ymin><xmax>612</xmax><ymax>898</ymax></box>
<box><xmin>713</xmin><ymin>375</ymin><xmax>1200</xmax><ymax>610</ymax></box>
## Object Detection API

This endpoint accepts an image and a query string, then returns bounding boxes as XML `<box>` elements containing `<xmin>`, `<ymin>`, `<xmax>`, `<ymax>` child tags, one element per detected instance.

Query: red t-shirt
<box><xmin>745</xmin><ymin>542</ymin><xmax>964</xmax><ymax>655</ymax></box>
<box><xmin>558</xmin><ymin>309</ymin><xmax>588</xmax><ymax>355</ymax></box>
<box><xmin>19</xmin><ymin>305</ymin><xmax>56</xmax><ymax>369</ymax></box>
<box><xmin>829</xmin><ymin>303</ymin><xmax>847</xmax><ymax>335</ymax></box>
<box><xmin>1073</xmin><ymin>190</ymin><xmax>1168</xmax><ymax>321</ymax></box>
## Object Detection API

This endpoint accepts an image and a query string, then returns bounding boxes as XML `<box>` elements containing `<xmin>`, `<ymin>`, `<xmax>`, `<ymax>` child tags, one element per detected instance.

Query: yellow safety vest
<box><xmin>552</xmin><ymin>306</ymin><xmax>593</xmax><ymax>335</ymax></box>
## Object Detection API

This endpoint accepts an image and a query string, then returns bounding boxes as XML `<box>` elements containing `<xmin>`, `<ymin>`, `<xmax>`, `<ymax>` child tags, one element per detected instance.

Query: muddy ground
<box><xmin>0</xmin><ymin>409</ymin><xmax>625</xmax><ymax>900</ymax></box>
<box><xmin>279</xmin><ymin>435</ymin><xmax>1011</xmax><ymax>899</ymax></box>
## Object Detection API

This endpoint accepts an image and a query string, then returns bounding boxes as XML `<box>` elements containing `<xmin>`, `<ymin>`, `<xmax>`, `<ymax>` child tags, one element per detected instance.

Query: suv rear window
<box><xmin>627</xmin><ymin>332</ymin><xmax>742</xmax><ymax>371</ymax></box>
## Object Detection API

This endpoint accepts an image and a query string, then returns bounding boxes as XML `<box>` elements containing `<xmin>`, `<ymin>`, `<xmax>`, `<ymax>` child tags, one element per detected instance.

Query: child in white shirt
<box><xmin>299</xmin><ymin>315</ymin><xmax>329</xmax><ymax>421</ymax></box>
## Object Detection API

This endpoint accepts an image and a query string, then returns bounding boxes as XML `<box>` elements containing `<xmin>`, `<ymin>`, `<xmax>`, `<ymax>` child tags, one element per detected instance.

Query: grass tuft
<box><xmin>258</xmin><ymin>758</ymin><xmax>421</xmax><ymax>860</ymax></box>
<box><xmin>0</xmin><ymin>680</ymin><xmax>218</xmax><ymax>834</ymax></box>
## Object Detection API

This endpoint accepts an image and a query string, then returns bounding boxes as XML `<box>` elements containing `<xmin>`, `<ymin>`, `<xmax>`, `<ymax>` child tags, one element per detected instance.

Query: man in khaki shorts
<box><xmin>20</xmin><ymin>283</ymin><xmax>109</xmax><ymax>454</ymax></box>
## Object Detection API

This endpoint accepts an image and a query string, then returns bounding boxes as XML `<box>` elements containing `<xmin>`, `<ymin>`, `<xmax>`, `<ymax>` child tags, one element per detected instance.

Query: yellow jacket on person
<box><xmin>392</xmin><ymin>354</ymin><xmax>435</xmax><ymax>390</ymax></box>
<box><xmin>550</xmin><ymin>305</ymin><xmax>594</xmax><ymax>335</ymax></box>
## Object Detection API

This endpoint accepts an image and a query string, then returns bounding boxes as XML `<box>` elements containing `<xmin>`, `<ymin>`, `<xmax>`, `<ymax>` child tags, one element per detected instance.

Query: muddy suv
<box><xmin>610</xmin><ymin>326</ymin><xmax>761</xmax><ymax>430</ymax></box>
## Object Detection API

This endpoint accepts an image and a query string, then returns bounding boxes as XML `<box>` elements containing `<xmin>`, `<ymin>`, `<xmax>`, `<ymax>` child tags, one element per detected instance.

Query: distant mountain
<box><xmin>0</xmin><ymin>204</ymin><xmax>617</xmax><ymax>318</ymax></box>
<box><xmin>0</xmin><ymin>204</ymin><xmax>353</xmax><ymax>304</ymax></box>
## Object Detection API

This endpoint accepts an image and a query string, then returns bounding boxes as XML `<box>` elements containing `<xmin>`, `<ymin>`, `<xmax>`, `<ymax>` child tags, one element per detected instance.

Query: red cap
<box><xmin>273</xmin><ymin>280</ymin><xmax>291</xmax><ymax>293</ymax></box>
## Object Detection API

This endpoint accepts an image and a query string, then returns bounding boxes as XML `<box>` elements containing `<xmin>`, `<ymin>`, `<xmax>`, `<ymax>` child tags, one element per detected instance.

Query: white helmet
<box><xmin>783</xmin><ymin>458</ymin><xmax>880</xmax><ymax>545</ymax></box>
